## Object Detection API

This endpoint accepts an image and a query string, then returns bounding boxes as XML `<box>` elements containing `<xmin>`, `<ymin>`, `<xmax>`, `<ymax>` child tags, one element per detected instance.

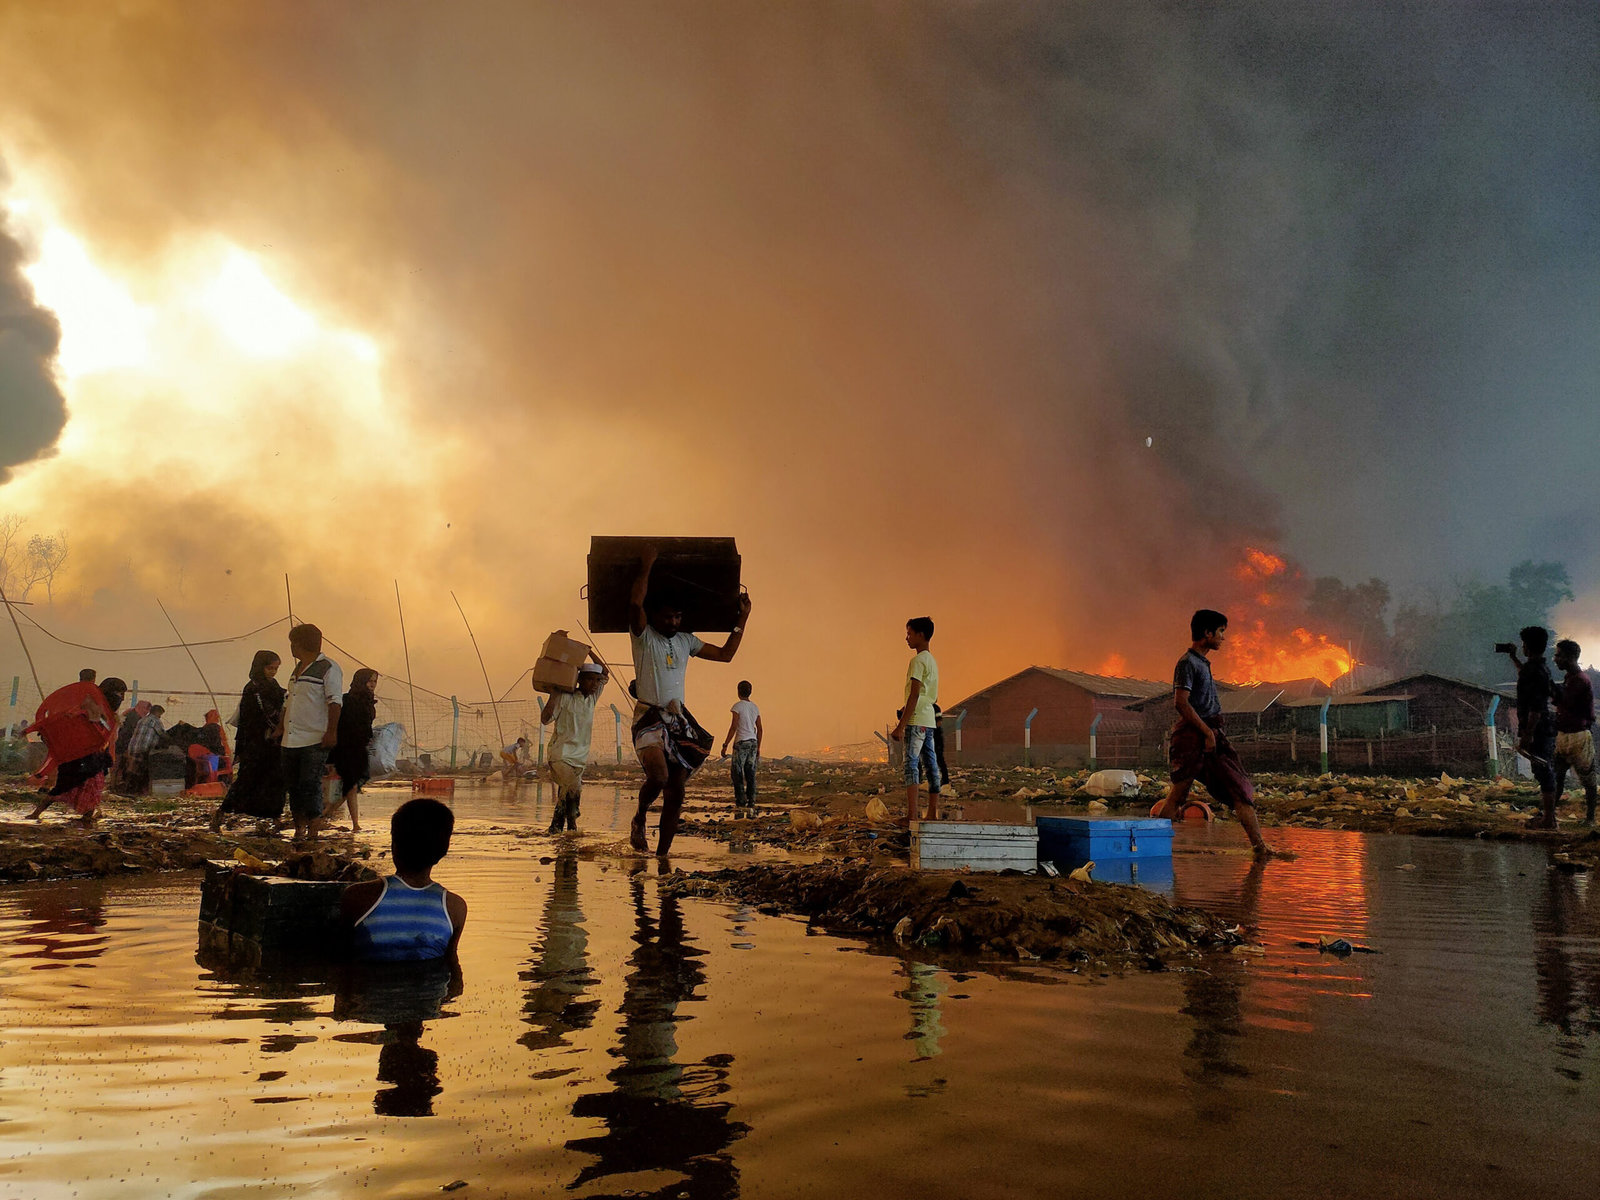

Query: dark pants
<box><xmin>731</xmin><ymin>740</ymin><xmax>758</xmax><ymax>806</ymax></box>
<box><xmin>282</xmin><ymin>744</ymin><xmax>329</xmax><ymax>819</ymax></box>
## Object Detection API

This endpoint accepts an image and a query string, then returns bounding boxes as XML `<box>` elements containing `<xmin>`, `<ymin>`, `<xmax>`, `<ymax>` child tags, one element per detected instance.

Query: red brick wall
<box><xmin>947</xmin><ymin>671</ymin><xmax>1141</xmax><ymax>764</ymax></box>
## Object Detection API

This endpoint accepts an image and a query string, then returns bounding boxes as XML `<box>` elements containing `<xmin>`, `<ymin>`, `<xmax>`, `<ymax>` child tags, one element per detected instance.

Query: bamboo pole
<box><xmin>394</xmin><ymin>582</ymin><xmax>422</xmax><ymax>761</ymax></box>
<box><xmin>156</xmin><ymin>597</ymin><xmax>221</xmax><ymax>714</ymax></box>
<box><xmin>0</xmin><ymin>585</ymin><xmax>43</xmax><ymax>698</ymax></box>
<box><xmin>452</xmin><ymin>591</ymin><xmax>506</xmax><ymax>754</ymax></box>
<box><xmin>285</xmin><ymin>574</ymin><xmax>295</xmax><ymax>624</ymax></box>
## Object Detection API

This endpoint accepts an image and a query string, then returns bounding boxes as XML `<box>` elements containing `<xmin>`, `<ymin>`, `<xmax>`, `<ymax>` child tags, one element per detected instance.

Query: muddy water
<box><xmin>1</xmin><ymin>783</ymin><xmax>1597</xmax><ymax>1199</ymax></box>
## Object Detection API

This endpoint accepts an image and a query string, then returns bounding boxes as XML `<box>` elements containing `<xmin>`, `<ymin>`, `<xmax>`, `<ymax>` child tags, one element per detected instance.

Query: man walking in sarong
<box><xmin>1154</xmin><ymin>609</ymin><xmax>1287</xmax><ymax>859</ymax></box>
<box><xmin>628</xmin><ymin>545</ymin><xmax>752</xmax><ymax>856</ymax></box>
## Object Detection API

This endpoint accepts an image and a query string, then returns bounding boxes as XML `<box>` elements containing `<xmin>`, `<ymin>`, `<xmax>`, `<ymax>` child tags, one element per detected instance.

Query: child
<box><xmin>1550</xmin><ymin>638</ymin><xmax>1596</xmax><ymax>824</ymax></box>
<box><xmin>889</xmin><ymin>616</ymin><xmax>940</xmax><ymax>822</ymax></box>
<box><xmin>1155</xmin><ymin>609</ymin><xmax>1285</xmax><ymax>859</ymax></box>
<box><xmin>721</xmin><ymin>680</ymin><xmax>763</xmax><ymax>810</ymax></box>
<box><xmin>341</xmin><ymin>797</ymin><xmax>468</xmax><ymax>962</ymax></box>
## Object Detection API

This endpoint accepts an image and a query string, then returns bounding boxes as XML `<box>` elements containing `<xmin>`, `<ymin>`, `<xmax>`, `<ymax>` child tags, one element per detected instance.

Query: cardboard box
<box><xmin>532</xmin><ymin>656</ymin><xmax>580</xmax><ymax>694</ymax></box>
<box><xmin>541</xmin><ymin>630</ymin><xmax>591</xmax><ymax>667</ymax></box>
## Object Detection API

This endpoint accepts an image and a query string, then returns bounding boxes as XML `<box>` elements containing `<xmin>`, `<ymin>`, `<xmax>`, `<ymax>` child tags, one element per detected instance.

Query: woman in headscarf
<box><xmin>210</xmin><ymin>650</ymin><xmax>286</xmax><ymax>832</ymax></box>
<box><xmin>27</xmin><ymin>677</ymin><xmax>127</xmax><ymax>826</ymax></box>
<box><xmin>322</xmin><ymin>667</ymin><xmax>379</xmax><ymax>835</ymax></box>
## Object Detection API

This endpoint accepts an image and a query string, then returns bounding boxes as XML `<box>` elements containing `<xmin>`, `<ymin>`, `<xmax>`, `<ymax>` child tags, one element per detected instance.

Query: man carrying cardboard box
<box><xmin>629</xmin><ymin>544</ymin><xmax>752</xmax><ymax>856</ymax></box>
<box><xmin>540</xmin><ymin>661</ymin><xmax>607</xmax><ymax>833</ymax></box>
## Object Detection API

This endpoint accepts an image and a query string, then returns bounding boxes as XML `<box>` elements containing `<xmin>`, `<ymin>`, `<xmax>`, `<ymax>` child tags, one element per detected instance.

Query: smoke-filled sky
<box><xmin>0</xmin><ymin>1</ymin><xmax>1596</xmax><ymax>752</ymax></box>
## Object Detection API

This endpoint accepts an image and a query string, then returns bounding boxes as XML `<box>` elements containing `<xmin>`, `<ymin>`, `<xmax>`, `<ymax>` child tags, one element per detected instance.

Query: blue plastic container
<box><xmin>1077</xmin><ymin>856</ymin><xmax>1175</xmax><ymax>894</ymax></box>
<box><xmin>1035</xmin><ymin>816</ymin><xmax>1173</xmax><ymax>870</ymax></box>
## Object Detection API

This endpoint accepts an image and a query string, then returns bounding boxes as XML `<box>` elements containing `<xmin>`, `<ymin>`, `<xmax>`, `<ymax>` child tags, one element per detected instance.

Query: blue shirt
<box><xmin>1174</xmin><ymin>650</ymin><xmax>1221</xmax><ymax>723</ymax></box>
<box><xmin>351</xmin><ymin>876</ymin><xmax>455</xmax><ymax>963</ymax></box>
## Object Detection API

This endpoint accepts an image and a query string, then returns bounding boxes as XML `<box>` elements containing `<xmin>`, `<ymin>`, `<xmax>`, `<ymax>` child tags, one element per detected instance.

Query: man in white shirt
<box><xmin>628</xmin><ymin>544</ymin><xmax>753</xmax><ymax>856</ymax></box>
<box><xmin>720</xmin><ymin>680</ymin><xmax>763</xmax><ymax>811</ymax></box>
<box><xmin>281</xmin><ymin>623</ymin><xmax>343</xmax><ymax>843</ymax></box>
<box><xmin>540</xmin><ymin>661</ymin><xmax>606</xmax><ymax>833</ymax></box>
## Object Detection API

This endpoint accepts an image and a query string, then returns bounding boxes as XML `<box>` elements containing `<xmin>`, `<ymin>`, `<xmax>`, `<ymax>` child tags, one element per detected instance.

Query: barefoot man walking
<box><xmin>628</xmin><ymin>545</ymin><xmax>752</xmax><ymax>857</ymax></box>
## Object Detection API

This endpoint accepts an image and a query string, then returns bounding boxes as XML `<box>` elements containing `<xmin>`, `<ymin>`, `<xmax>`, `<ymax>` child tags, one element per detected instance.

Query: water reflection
<box><xmin>11</xmin><ymin>880</ymin><xmax>109</xmax><ymax>968</ymax></box>
<box><xmin>1175</xmin><ymin>861</ymin><xmax>1266</xmax><ymax>1120</ymax></box>
<box><xmin>896</xmin><ymin>960</ymin><xmax>948</xmax><ymax>1062</ymax></box>
<box><xmin>1533</xmin><ymin>868</ymin><xmax>1599</xmax><ymax>1046</ymax></box>
<box><xmin>333</xmin><ymin>959</ymin><xmax>464</xmax><ymax>1117</ymax></box>
<box><xmin>566</xmin><ymin>866</ymin><xmax>748</xmax><ymax>1198</ymax></box>
<box><xmin>519</xmin><ymin>849</ymin><xmax>599</xmax><ymax>1051</ymax></box>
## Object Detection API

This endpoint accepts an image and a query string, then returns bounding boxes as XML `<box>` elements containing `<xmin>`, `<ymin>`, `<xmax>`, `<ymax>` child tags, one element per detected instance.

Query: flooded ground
<box><xmin>2</xmin><ymin>782</ymin><xmax>1597</xmax><ymax>1199</ymax></box>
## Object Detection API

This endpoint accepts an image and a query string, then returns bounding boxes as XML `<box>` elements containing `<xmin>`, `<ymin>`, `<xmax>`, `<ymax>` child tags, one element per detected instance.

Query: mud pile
<box><xmin>0</xmin><ymin>822</ymin><xmax>304</xmax><ymax>881</ymax></box>
<box><xmin>667</xmin><ymin>861</ymin><xmax>1244</xmax><ymax>965</ymax></box>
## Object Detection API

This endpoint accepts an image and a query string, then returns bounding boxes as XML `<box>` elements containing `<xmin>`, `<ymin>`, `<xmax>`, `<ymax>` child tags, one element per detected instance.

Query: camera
<box><xmin>1494</xmin><ymin>642</ymin><xmax>1517</xmax><ymax>655</ymax></box>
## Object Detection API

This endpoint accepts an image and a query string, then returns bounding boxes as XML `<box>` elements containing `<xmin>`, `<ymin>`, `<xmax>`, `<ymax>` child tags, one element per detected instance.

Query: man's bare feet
<box><xmin>1253</xmin><ymin>844</ymin><xmax>1296</xmax><ymax>860</ymax></box>
<box><xmin>629</xmin><ymin>815</ymin><xmax>649</xmax><ymax>852</ymax></box>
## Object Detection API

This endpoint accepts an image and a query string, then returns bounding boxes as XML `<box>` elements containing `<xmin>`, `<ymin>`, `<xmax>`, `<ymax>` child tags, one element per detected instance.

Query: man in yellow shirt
<box><xmin>890</xmin><ymin>616</ymin><xmax>940</xmax><ymax>822</ymax></box>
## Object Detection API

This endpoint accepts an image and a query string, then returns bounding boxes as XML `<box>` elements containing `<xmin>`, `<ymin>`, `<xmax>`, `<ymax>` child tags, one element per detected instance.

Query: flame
<box><xmin>1097</xmin><ymin>652</ymin><xmax>1128</xmax><ymax>676</ymax></box>
<box><xmin>1227</xmin><ymin>621</ymin><xmax>1354</xmax><ymax>685</ymax></box>
<box><xmin>1219</xmin><ymin>546</ymin><xmax>1355</xmax><ymax>685</ymax></box>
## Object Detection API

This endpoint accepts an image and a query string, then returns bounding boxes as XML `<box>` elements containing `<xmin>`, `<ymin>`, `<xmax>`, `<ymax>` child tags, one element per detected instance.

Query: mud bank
<box><xmin>0</xmin><ymin>820</ymin><xmax>329</xmax><ymax>881</ymax></box>
<box><xmin>728</xmin><ymin>763</ymin><xmax>1600</xmax><ymax>845</ymax></box>
<box><xmin>667</xmin><ymin>861</ymin><xmax>1245</xmax><ymax>965</ymax></box>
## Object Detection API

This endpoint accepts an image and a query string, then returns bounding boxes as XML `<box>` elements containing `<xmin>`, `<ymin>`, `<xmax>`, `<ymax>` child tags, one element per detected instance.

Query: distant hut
<box><xmin>941</xmin><ymin>668</ymin><xmax>1169</xmax><ymax>766</ymax></box>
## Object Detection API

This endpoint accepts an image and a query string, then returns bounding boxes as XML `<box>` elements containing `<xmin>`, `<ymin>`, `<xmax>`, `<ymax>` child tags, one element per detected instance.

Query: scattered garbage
<box><xmin>789</xmin><ymin>809</ymin><xmax>822</xmax><ymax>832</ymax></box>
<box><xmin>1295</xmin><ymin>935</ymin><xmax>1381</xmax><ymax>956</ymax></box>
<box><xmin>1068</xmin><ymin>861</ymin><xmax>1095</xmax><ymax>883</ymax></box>
<box><xmin>864</xmin><ymin>796</ymin><xmax>891</xmax><ymax>824</ymax></box>
<box><xmin>1084</xmin><ymin>769</ymin><xmax>1140</xmax><ymax>798</ymax></box>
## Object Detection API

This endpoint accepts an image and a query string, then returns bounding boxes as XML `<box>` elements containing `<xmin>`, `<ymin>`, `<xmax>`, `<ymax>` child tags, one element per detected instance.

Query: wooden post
<box><xmin>394</xmin><ymin>582</ymin><xmax>422</xmax><ymax>762</ymax></box>
<box><xmin>156</xmin><ymin>598</ymin><xmax>221</xmax><ymax>715</ymax></box>
<box><xmin>0</xmin><ymin>585</ymin><xmax>43</xmax><ymax>699</ymax></box>
<box><xmin>451</xmin><ymin>591</ymin><xmax>506</xmax><ymax>755</ymax></box>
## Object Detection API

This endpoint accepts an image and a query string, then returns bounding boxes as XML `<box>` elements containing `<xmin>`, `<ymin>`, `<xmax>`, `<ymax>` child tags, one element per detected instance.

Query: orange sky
<box><xmin>0</xmin><ymin>3</ymin><xmax>1407</xmax><ymax>752</ymax></box>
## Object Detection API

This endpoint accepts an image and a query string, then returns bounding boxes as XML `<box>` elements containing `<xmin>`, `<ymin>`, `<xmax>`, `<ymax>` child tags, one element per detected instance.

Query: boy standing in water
<box><xmin>341</xmin><ymin>797</ymin><xmax>467</xmax><ymax>963</ymax></box>
<box><xmin>890</xmin><ymin>617</ymin><xmax>940</xmax><ymax>822</ymax></box>
<box><xmin>1155</xmin><ymin>609</ymin><xmax>1285</xmax><ymax>859</ymax></box>
<box><xmin>1551</xmin><ymin>638</ymin><xmax>1597</xmax><ymax>824</ymax></box>
<box><xmin>721</xmin><ymin>680</ymin><xmax>763</xmax><ymax>811</ymax></box>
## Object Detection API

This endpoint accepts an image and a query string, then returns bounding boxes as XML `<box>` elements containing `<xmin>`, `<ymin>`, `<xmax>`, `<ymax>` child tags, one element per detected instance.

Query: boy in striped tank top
<box><xmin>341</xmin><ymin>798</ymin><xmax>468</xmax><ymax>963</ymax></box>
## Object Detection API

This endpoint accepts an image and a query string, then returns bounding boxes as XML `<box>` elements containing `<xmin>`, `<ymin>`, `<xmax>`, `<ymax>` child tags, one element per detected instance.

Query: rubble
<box><xmin>664</xmin><ymin>860</ymin><xmax>1245</xmax><ymax>965</ymax></box>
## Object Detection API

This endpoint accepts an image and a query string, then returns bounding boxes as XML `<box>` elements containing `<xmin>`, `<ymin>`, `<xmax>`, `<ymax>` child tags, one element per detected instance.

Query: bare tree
<box><xmin>0</xmin><ymin>514</ymin><xmax>69</xmax><ymax>603</ymax></box>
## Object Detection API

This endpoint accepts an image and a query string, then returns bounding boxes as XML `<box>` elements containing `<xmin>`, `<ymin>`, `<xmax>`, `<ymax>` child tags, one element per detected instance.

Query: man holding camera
<box><xmin>1501</xmin><ymin>626</ymin><xmax>1559</xmax><ymax>829</ymax></box>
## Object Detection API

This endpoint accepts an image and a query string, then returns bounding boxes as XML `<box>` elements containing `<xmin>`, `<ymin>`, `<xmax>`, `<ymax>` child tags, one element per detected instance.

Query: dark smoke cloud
<box><xmin>0</xmin><ymin>164</ymin><xmax>67</xmax><ymax>482</ymax></box>
<box><xmin>0</xmin><ymin>2</ymin><xmax>1595</xmax><ymax>744</ymax></box>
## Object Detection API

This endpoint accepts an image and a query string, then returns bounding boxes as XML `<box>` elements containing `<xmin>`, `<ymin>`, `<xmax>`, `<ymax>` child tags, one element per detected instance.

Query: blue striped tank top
<box><xmin>352</xmin><ymin>876</ymin><xmax>455</xmax><ymax>963</ymax></box>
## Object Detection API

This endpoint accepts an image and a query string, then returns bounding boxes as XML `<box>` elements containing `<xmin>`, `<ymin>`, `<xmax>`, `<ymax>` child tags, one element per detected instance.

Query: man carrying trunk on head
<box><xmin>628</xmin><ymin>545</ymin><xmax>752</xmax><ymax>857</ymax></box>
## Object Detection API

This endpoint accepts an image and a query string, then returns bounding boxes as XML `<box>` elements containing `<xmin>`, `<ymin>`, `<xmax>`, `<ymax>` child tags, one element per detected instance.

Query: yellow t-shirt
<box><xmin>904</xmin><ymin>650</ymin><xmax>938</xmax><ymax>728</ymax></box>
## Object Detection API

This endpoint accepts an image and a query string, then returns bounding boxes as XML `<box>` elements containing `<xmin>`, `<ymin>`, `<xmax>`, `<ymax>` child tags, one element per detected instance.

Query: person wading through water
<box><xmin>628</xmin><ymin>544</ymin><xmax>753</xmax><ymax>857</ymax></box>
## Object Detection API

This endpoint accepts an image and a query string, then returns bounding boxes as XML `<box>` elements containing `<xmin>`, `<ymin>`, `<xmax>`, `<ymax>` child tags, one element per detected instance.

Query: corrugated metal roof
<box><xmin>1283</xmin><ymin>693</ymin><xmax>1414</xmax><ymax>708</ymax></box>
<box><xmin>1035</xmin><ymin>667</ymin><xmax>1170</xmax><ymax>699</ymax></box>
<box><xmin>1221</xmin><ymin>685</ymin><xmax>1286</xmax><ymax>714</ymax></box>
<box><xmin>942</xmin><ymin>665</ymin><xmax>1170</xmax><ymax>713</ymax></box>
<box><xmin>1358</xmin><ymin>672</ymin><xmax>1515</xmax><ymax>701</ymax></box>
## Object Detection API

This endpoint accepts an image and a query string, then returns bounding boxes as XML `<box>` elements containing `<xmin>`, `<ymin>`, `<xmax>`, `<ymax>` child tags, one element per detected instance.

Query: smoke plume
<box><xmin>0</xmin><ymin>2</ymin><xmax>1595</xmax><ymax>749</ymax></box>
<box><xmin>0</xmin><ymin>167</ymin><xmax>67</xmax><ymax>482</ymax></box>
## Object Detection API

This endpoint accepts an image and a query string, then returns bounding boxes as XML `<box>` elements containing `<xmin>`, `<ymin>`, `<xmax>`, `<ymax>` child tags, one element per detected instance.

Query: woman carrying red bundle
<box><xmin>26</xmin><ymin>677</ymin><xmax>128</xmax><ymax>826</ymax></box>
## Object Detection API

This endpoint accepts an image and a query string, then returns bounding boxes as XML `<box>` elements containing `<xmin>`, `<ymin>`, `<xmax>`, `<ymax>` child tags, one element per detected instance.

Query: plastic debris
<box><xmin>1068</xmin><ymin>861</ymin><xmax>1095</xmax><ymax>883</ymax></box>
<box><xmin>232</xmin><ymin>848</ymin><xmax>270</xmax><ymax>872</ymax></box>
<box><xmin>864</xmin><ymin>796</ymin><xmax>891</xmax><ymax>823</ymax></box>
